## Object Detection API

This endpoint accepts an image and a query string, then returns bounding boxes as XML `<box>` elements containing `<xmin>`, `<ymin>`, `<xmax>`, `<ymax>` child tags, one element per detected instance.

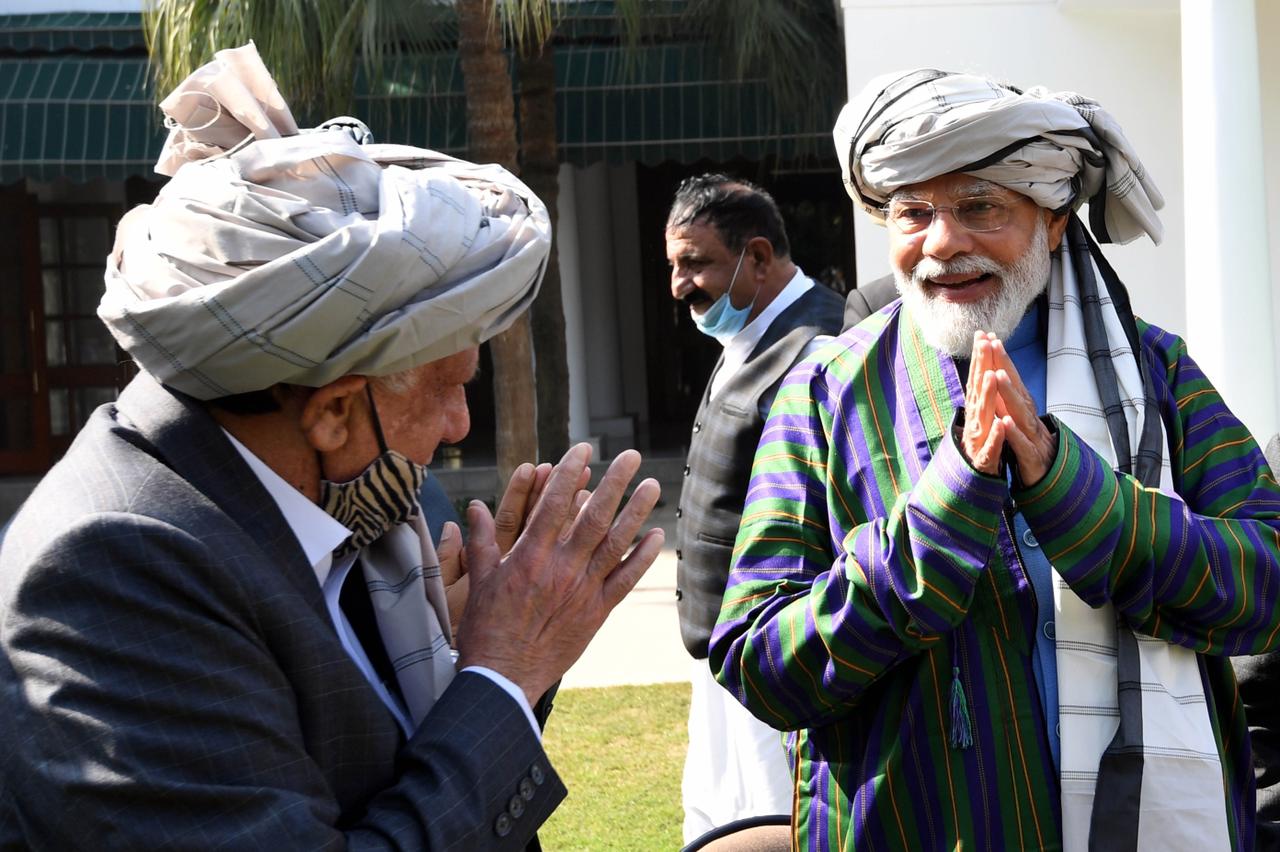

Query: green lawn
<box><xmin>540</xmin><ymin>682</ymin><xmax>690</xmax><ymax>850</ymax></box>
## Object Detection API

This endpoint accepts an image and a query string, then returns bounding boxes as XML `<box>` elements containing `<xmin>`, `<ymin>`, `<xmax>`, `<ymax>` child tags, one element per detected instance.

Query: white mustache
<box><xmin>912</xmin><ymin>255</ymin><xmax>1004</xmax><ymax>286</ymax></box>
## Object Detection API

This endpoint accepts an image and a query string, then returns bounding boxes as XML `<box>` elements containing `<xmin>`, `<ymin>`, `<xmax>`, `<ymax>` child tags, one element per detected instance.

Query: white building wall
<box><xmin>1259</xmin><ymin>0</ymin><xmax>1280</xmax><ymax>434</ymax></box>
<box><xmin>841</xmin><ymin>0</ymin><xmax>1280</xmax><ymax>440</ymax></box>
<box><xmin>1180</xmin><ymin>0</ymin><xmax>1276</xmax><ymax>442</ymax></box>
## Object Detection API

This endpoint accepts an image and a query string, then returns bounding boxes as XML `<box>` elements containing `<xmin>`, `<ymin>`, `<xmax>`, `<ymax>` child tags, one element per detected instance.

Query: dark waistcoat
<box><xmin>676</xmin><ymin>282</ymin><xmax>844</xmax><ymax>658</ymax></box>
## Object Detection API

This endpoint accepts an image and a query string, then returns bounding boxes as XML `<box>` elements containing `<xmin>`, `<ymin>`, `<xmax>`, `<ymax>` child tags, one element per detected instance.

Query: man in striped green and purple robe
<box><xmin>710</xmin><ymin>69</ymin><xmax>1280</xmax><ymax>851</ymax></box>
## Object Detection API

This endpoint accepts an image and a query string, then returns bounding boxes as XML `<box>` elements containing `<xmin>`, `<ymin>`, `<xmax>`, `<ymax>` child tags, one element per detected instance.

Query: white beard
<box><xmin>894</xmin><ymin>217</ymin><xmax>1050</xmax><ymax>357</ymax></box>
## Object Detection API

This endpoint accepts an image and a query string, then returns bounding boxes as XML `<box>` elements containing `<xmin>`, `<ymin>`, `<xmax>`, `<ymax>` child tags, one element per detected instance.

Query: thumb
<box><xmin>437</xmin><ymin>521</ymin><xmax>464</xmax><ymax>586</ymax></box>
<box><xmin>464</xmin><ymin>500</ymin><xmax>500</xmax><ymax>583</ymax></box>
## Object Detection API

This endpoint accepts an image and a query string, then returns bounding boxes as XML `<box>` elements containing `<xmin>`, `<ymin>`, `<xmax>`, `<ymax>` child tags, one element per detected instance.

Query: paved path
<box><xmin>561</xmin><ymin>496</ymin><xmax>692</xmax><ymax>689</ymax></box>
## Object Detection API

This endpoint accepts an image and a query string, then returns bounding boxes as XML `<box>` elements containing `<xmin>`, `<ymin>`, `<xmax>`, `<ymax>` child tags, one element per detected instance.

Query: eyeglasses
<box><xmin>884</xmin><ymin>195</ymin><xmax>1015</xmax><ymax>234</ymax></box>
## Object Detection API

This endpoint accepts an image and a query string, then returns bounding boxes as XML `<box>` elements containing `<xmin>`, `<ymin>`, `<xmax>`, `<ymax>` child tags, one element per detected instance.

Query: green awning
<box><xmin>552</xmin><ymin>42</ymin><xmax>830</xmax><ymax>165</ymax></box>
<box><xmin>0</xmin><ymin>11</ymin><xmax>837</xmax><ymax>183</ymax></box>
<box><xmin>0</xmin><ymin>56</ymin><xmax>159</xmax><ymax>182</ymax></box>
<box><xmin>0</xmin><ymin>12</ymin><xmax>143</xmax><ymax>53</ymax></box>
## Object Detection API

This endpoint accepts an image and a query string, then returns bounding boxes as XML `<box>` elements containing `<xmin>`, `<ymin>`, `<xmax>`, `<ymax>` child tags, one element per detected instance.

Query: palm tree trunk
<box><xmin>457</xmin><ymin>0</ymin><xmax>538</xmax><ymax>483</ymax></box>
<box><xmin>518</xmin><ymin>44</ymin><xmax>570</xmax><ymax>462</ymax></box>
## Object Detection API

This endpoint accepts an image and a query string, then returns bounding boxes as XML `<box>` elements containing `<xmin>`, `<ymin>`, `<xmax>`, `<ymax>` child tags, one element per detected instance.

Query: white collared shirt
<box><xmin>223</xmin><ymin>430</ymin><xmax>538</xmax><ymax>738</ymax></box>
<box><xmin>709</xmin><ymin>267</ymin><xmax>830</xmax><ymax>399</ymax></box>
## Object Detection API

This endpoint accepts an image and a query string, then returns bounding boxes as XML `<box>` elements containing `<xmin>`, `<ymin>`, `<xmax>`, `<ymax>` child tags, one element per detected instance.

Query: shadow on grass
<box><xmin>541</xmin><ymin>682</ymin><xmax>691</xmax><ymax>850</ymax></box>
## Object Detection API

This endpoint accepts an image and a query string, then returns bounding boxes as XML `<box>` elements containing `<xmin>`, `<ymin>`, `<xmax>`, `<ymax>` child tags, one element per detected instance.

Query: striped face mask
<box><xmin>319</xmin><ymin>385</ymin><xmax>428</xmax><ymax>557</ymax></box>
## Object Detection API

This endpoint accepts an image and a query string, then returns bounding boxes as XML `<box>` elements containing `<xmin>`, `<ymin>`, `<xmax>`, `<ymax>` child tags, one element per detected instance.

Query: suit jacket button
<box><xmin>530</xmin><ymin>763</ymin><xmax>545</xmax><ymax>785</ymax></box>
<box><xmin>693</xmin><ymin>422</ymin><xmax>702</xmax><ymax>433</ymax></box>
<box><xmin>495</xmin><ymin>813</ymin><xmax>512</xmax><ymax>837</ymax></box>
<box><xmin>683</xmin><ymin>464</ymin><xmax>690</xmax><ymax>476</ymax></box>
<box><xmin>675</xmin><ymin>507</ymin><xmax>683</xmax><ymax>518</ymax></box>
<box><xmin>509</xmin><ymin>794</ymin><xmax>526</xmax><ymax>819</ymax></box>
<box><xmin>675</xmin><ymin>588</ymin><xmax>683</xmax><ymax>601</ymax></box>
<box><xmin>675</xmin><ymin>549</ymin><xmax>682</xmax><ymax>560</ymax></box>
<box><xmin>520</xmin><ymin>777</ymin><xmax>536</xmax><ymax>800</ymax></box>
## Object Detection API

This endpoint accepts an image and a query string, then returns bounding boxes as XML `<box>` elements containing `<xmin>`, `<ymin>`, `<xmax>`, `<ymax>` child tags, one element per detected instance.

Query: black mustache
<box><xmin>680</xmin><ymin>289</ymin><xmax>712</xmax><ymax>307</ymax></box>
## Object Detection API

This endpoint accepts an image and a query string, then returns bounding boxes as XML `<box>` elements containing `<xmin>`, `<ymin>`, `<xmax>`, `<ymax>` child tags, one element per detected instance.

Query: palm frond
<box><xmin>144</xmin><ymin>0</ymin><xmax>458</xmax><ymax>119</ymax></box>
<box><xmin>498</xmin><ymin>0</ymin><xmax>557</xmax><ymax>57</ymax></box>
<box><xmin>682</xmin><ymin>0</ymin><xmax>845</xmax><ymax>134</ymax></box>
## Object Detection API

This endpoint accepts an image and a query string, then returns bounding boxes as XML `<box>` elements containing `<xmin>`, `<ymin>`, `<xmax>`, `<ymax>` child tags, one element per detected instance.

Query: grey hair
<box><xmin>371</xmin><ymin>368</ymin><xmax>419</xmax><ymax>396</ymax></box>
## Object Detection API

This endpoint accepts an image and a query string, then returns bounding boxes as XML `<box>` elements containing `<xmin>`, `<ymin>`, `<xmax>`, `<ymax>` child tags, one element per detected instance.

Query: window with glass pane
<box><xmin>38</xmin><ymin>204</ymin><xmax>127</xmax><ymax>443</ymax></box>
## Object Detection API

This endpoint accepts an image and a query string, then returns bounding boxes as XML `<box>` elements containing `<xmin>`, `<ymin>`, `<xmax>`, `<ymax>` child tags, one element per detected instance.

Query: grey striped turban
<box><xmin>100</xmin><ymin>42</ymin><xmax>550</xmax><ymax>400</ymax></box>
<box><xmin>833</xmin><ymin>68</ymin><xmax>1164</xmax><ymax>245</ymax></box>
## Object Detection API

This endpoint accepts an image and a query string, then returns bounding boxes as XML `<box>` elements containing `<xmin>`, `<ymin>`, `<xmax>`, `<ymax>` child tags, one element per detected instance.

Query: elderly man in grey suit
<box><xmin>0</xmin><ymin>46</ymin><xmax>662</xmax><ymax>850</ymax></box>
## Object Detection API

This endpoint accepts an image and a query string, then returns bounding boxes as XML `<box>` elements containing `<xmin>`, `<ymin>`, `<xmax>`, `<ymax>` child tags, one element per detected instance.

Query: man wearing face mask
<box><xmin>0</xmin><ymin>45</ymin><xmax>665</xmax><ymax>850</ymax></box>
<box><xmin>664</xmin><ymin>173</ymin><xmax>844</xmax><ymax>842</ymax></box>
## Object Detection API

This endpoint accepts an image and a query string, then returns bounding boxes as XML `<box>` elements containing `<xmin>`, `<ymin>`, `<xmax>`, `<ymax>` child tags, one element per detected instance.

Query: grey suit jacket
<box><xmin>0</xmin><ymin>373</ymin><xmax>564</xmax><ymax>850</ymax></box>
<box><xmin>842</xmin><ymin>273</ymin><xmax>898</xmax><ymax>331</ymax></box>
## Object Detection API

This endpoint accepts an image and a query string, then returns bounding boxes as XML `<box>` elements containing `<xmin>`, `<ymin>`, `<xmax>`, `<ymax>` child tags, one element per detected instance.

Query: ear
<box><xmin>298</xmin><ymin>375</ymin><xmax>369</xmax><ymax>453</ymax></box>
<box><xmin>746</xmin><ymin>235</ymin><xmax>775</xmax><ymax>276</ymax></box>
<box><xmin>1045</xmin><ymin>211</ymin><xmax>1070</xmax><ymax>251</ymax></box>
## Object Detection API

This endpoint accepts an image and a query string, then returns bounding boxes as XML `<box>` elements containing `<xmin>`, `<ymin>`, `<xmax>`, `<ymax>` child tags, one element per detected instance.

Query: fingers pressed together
<box><xmin>963</xmin><ymin>330</ymin><xmax>1057</xmax><ymax>485</ymax></box>
<box><xmin>453</xmin><ymin>442</ymin><xmax>664</xmax><ymax>705</ymax></box>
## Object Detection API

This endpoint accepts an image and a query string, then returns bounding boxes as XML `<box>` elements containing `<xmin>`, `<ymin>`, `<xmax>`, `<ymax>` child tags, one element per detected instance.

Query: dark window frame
<box><xmin>0</xmin><ymin>186</ymin><xmax>49</xmax><ymax>475</ymax></box>
<box><xmin>37</xmin><ymin>201</ymin><xmax>131</xmax><ymax>458</ymax></box>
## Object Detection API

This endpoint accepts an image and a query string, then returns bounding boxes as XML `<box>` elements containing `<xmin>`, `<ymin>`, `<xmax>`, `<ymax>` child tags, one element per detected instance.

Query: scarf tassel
<box><xmin>949</xmin><ymin>665</ymin><xmax>973</xmax><ymax>750</ymax></box>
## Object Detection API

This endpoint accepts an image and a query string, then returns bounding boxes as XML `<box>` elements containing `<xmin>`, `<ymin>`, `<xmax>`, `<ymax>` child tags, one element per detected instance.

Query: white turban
<box><xmin>833</xmin><ymin>68</ymin><xmax>1164</xmax><ymax>245</ymax></box>
<box><xmin>100</xmin><ymin>42</ymin><xmax>550</xmax><ymax>400</ymax></box>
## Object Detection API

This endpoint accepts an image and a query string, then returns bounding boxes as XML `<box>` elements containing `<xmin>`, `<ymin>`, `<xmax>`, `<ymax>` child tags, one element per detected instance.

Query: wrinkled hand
<box><xmin>962</xmin><ymin>331</ymin><xmax>1005</xmax><ymax>475</ymax></box>
<box><xmin>989</xmin><ymin>338</ymin><xmax>1057</xmax><ymax>486</ymax></box>
<box><xmin>439</xmin><ymin>461</ymin><xmax>568</xmax><ymax>637</ymax></box>
<box><xmin>455</xmin><ymin>443</ymin><xmax>665</xmax><ymax>705</ymax></box>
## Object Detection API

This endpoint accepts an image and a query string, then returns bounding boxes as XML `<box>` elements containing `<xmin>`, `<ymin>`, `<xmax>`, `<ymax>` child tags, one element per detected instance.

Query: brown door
<box><xmin>0</xmin><ymin>188</ymin><xmax>48</xmax><ymax>474</ymax></box>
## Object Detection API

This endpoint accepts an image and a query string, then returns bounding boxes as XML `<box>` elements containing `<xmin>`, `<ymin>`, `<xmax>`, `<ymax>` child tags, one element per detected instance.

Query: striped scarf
<box><xmin>319</xmin><ymin>455</ymin><xmax>456</xmax><ymax>728</ymax></box>
<box><xmin>1048</xmin><ymin>218</ymin><xmax>1229</xmax><ymax>851</ymax></box>
<box><xmin>318</xmin><ymin>387</ymin><xmax>455</xmax><ymax>728</ymax></box>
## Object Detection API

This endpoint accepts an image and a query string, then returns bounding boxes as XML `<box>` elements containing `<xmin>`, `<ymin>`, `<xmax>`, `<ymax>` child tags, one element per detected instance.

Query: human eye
<box><xmin>957</xmin><ymin>197</ymin><xmax>1006</xmax><ymax>229</ymax></box>
<box><xmin>889</xmin><ymin>202</ymin><xmax>932</xmax><ymax>230</ymax></box>
<box><xmin>958</xmin><ymin>197</ymin><xmax>1000</xmax><ymax>214</ymax></box>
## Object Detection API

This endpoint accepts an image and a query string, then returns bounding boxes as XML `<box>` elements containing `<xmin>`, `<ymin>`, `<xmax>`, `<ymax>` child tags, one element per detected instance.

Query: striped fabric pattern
<box><xmin>709</xmin><ymin>304</ymin><xmax>1280</xmax><ymax>851</ymax></box>
<box><xmin>319</xmin><ymin>449</ymin><xmax>426</xmax><ymax>556</ymax></box>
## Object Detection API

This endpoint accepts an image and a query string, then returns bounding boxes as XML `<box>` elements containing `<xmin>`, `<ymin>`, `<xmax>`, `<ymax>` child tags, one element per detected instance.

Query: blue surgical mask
<box><xmin>692</xmin><ymin>246</ymin><xmax>755</xmax><ymax>343</ymax></box>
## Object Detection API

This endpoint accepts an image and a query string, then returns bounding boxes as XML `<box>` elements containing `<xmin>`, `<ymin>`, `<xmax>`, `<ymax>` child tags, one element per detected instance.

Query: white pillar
<box><xmin>575</xmin><ymin>163</ymin><xmax>625</xmax><ymax>421</ymax></box>
<box><xmin>607</xmin><ymin>163</ymin><xmax>649</xmax><ymax>432</ymax></box>
<box><xmin>1181</xmin><ymin>0</ymin><xmax>1278</xmax><ymax>441</ymax></box>
<box><xmin>555</xmin><ymin>164</ymin><xmax>592</xmax><ymax>445</ymax></box>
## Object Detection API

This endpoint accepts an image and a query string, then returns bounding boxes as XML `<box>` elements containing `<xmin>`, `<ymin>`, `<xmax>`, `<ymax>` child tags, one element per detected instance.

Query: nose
<box><xmin>443</xmin><ymin>395</ymin><xmax>471</xmax><ymax>445</ymax></box>
<box><xmin>670</xmin><ymin>266</ymin><xmax>689</xmax><ymax>300</ymax></box>
<box><xmin>920</xmin><ymin>207</ymin><xmax>974</xmax><ymax>261</ymax></box>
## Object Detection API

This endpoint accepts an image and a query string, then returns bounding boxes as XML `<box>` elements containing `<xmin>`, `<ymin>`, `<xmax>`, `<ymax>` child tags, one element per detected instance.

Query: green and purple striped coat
<box><xmin>710</xmin><ymin>304</ymin><xmax>1280</xmax><ymax>851</ymax></box>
